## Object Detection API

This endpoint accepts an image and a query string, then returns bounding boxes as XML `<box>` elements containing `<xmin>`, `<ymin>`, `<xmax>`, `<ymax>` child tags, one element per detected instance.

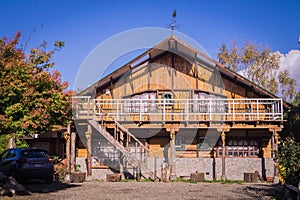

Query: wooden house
<box><xmin>72</xmin><ymin>36</ymin><xmax>285</xmax><ymax>181</ymax></box>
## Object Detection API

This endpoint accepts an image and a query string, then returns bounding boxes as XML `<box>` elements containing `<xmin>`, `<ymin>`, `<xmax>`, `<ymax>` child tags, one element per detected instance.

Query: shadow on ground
<box><xmin>238</xmin><ymin>183</ymin><xmax>291</xmax><ymax>199</ymax></box>
<box><xmin>23</xmin><ymin>180</ymin><xmax>81</xmax><ymax>194</ymax></box>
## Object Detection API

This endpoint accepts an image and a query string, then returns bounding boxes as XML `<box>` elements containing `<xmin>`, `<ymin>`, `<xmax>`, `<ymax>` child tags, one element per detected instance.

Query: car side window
<box><xmin>8</xmin><ymin>150</ymin><xmax>16</xmax><ymax>158</ymax></box>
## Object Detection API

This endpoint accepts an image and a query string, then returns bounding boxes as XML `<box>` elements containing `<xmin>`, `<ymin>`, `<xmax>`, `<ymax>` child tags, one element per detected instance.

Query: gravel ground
<box><xmin>1</xmin><ymin>181</ymin><xmax>283</xmax><ymax>200</ymax></box>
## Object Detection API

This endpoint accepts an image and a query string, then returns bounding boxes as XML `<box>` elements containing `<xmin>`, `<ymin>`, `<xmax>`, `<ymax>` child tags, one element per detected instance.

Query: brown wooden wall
<box><xmin>96</xmin><ymin>52</ymin><xmax>265</xmax><ymax>100</ymax></box>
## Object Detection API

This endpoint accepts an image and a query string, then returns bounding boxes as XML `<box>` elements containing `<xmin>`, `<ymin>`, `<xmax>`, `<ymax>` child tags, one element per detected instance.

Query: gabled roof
<box><xmin>93</xmin><ymin>35</ymin><xmax>282</xmax><ymax>99</ymax></box>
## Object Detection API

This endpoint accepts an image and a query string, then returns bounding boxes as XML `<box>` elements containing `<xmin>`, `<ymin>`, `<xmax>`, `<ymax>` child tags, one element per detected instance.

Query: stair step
<box><xmin>88</xmin><ymin>119</ymin><xmax>158</xmax><ymax>180</ymax></box>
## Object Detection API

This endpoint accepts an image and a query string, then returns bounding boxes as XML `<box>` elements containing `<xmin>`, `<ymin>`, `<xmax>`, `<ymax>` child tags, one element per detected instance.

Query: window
<box><xmin>210</xmin><ymin>94</ymin><xmax>227</xmax><ymax>113</ymax></box>
<box><xmin>21</xmin><ymin>150</ymin><xmax>48</xmax><ymax>158</ymax></box>
<box><xmin>8</xmin><ymin>149</ymin><xmax>16</xmax><ymax>158</ymax></box>
<box><xmin>193</xmin><ymin>92</ymin><xmax>227</xmax><ymax>113</ymax></box>
<box><xmin>193</xmin><ymin>92</ymin><xmax>208</xmax><ymax>113</ymax></box>
<box><xmin>217</xmin><ymin>139</ymin><xmax>259</xmax><ymax>157</ymax></box>
<box><xmin>198</xmin><ymin>137</ymin><xmax>210</xmax><ymax>150</ymax></box>
<box><xmin>175</xmin><ymin>136</ymin><xmax>185</xmax><ymax>150</ymax></box>
<box><xmin>123</xmin><ymin>92</ymin><xmax>157</xmax><ymax>113</ymax></box>
<box><xmin>162</xmin><ymin>93</ymin><xmax>173</xmax><ymax>105</ymax></box>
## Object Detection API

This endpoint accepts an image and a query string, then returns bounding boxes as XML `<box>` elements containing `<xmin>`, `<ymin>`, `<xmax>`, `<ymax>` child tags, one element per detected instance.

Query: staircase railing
<box><xmin>89</xmin><ymin>103</ymin><xmax>159</xmax><ymax>180</ymax></box>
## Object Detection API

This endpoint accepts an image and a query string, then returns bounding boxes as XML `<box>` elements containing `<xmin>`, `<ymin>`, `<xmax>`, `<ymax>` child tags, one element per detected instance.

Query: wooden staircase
<box><xmin>88</xmin><ymin>119</ymin><xmax>158</xmax><ymax>180</ymax></box>
<box><xmin>72</xmin><ymin>96</ymin><xmax>159</xmax><ymax>180</ymax></box>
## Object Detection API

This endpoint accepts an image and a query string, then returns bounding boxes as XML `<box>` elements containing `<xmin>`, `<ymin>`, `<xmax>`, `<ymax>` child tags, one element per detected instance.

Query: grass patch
<box><xmin>202</xmin><ymin>180</ymin><xmax>244</xmax><ymax>184</ymax></box>
<box><xmin>141</xmin><ymin>178</ymin><xmax>153</xmax><ymax>182</ymax></box>
<box><xmin>171</xmin><ymin>177</ymin><xmax>197</xmax><ymax>184</ymax></box>
<box><xmin>121</xmin><ymin>178</ymin><xmax>154</xmax><ymax>182</ymax></box>
<box><xmin>121</xmin><ymin>179</ymin><xmax>137</xmax><ymax>182</ymax></box>
<box><xmin>171</xmin><ymin>177</ymin><xmax>243</xmax><ymax>184</ymax></box>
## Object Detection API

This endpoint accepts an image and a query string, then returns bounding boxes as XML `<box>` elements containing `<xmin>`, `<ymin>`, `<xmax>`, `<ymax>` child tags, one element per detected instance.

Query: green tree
<box><xmin>0</xmin><ymin>31</ymin><xmax>73</xmax><ymax>148</ymax></box>
<box><xmin>217</xmin><ymin>40</ymin><xmax>297</xmax><ymax>102</ymax></box>
<box><xmin>283</xmin><ymin>91</ymin><xmax>300</xmax><ymax>142</ymax></box>
<box><xmin>276</xmin><ymin>136</ymin><xmax>300</xmax><ymax>186</ymax></box>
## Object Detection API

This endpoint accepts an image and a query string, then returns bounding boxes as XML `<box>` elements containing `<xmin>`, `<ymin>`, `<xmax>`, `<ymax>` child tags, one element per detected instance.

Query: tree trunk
<box><xmin>8</xmin><ymin>137</ymin><xmax>15</xmax><ymax>148</ymax></box>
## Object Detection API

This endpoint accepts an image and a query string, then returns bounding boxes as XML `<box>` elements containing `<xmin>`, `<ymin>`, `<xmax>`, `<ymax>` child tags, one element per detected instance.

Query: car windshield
<box><xmin>21</xmin><ymin>150</ymin><xmax>48</xmax><ymax>158</ymax></box>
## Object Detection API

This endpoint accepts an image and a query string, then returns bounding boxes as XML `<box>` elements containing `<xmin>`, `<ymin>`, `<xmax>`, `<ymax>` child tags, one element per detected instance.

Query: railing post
<box><xmin>76</xmin><ymin>104</ymin><xmax>79</xmax><ymax>119</ymax></box>
<box><xmin>280</xmin><ymin>99</ymin><xmax>283</xmax><ymax>120</ymax></box>
<box><xmin>87</xmin><ymin>97</ymin><xmax>90</xmax><ymax>119</ymax></box>
<box><xmin>227</xmin><ymin>100</ymin><xmax>231</xmax><ymax>120</ymax></box>
<box><xmin>98</xmin><ymin>101</ymin><xmax>101</xmax><ymax>121</ymax></box>
<box><xmin>232</xmin><ymin>99</ymin><xmax>235</xmax><ymax>121</ymax></box>
<box><xmin>93</xmin><ymin>99</ymin><xmax>96</xmax><ymax>120</ymax></box>
<box><xmin>140</xmin><ymin>99</ymin><xmax>142</xmax><ymax>122</ymax></box>
<box><xmin>120</xmin><ymin>101</ymin><xmax>123</xmax><ymax>121</ymax></box>
<box><xmin>117</xmin><ymin>100</ymin><xmax>119</xmax><ymax>121</ymax></box>
<box><xmin>163</xmin><ymin>99</ymin><xmax>166</xmax><ymax>122</ymax></box>
<box><xmin>256</xmin><ymin>99</ymin><xmax>259</xmax><ymax>120</ymax></box>
<box><xmin>154</xmin><ymin>156</ymin><xmax>157</xmax><ymax>180</ymax></box>
<box><xmin>185</xmin><ymin>99</ymin><xmax>188</xmax><ymax>121</ymax></box>
<box><xmin>209</xmin><ymin>98</ymin><xmax>212</xmax><ymax>120</ymax></box>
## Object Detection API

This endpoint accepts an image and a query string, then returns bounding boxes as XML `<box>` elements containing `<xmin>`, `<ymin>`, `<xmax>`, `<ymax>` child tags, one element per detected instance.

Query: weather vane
<box><xmin>167</xmin><ymin>9</ymin><xmax>179</xmax><ymax>35</ymax></box>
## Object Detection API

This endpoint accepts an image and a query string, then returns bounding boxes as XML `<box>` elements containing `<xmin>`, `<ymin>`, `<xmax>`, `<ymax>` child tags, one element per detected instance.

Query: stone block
<box><xmin>190</xmin><ymin>172</ymin><xmax>205</xmax><ymax>182</ymax></box>
<box><xmin>69</xmin><ymin>172</ymin><xmax>86</xmax><ymax>183</ymax></box>
<box><xmin>106</xmin><ymin>174</ymin><xmax>122</xmax><ymax>182</ymax></box>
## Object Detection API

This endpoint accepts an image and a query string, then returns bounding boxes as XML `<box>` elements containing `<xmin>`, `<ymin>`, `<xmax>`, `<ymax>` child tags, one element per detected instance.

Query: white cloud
<box><xmin>278</xmin><ymin>49</ymin><xmax>300</xmax><ymax>92</ymax></box>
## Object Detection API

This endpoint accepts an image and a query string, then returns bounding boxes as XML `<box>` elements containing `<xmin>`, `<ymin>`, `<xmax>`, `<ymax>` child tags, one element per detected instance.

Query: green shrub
<box><xmin>276</xmin><ymin>136</ymin><xmax>300</xmax><ymax>186</ymax></box>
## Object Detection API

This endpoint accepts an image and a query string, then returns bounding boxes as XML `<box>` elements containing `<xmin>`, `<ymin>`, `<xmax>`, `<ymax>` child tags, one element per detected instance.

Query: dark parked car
<box><xmin>0</xmin><ymin>148</ymin><xmax>54</xmax><ymax>183</ymax></box>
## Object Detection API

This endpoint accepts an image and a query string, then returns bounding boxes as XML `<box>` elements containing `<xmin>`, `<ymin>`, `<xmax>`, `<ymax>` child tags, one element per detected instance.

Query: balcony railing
<box><xmin>72</xmin><ymin>96</ymin><xmax>283</xmax><ymax>122</ymax></box>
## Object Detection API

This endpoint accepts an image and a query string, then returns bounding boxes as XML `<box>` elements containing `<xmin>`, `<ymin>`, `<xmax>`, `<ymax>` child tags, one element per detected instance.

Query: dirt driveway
<box><xmin>2</xmin><ymin>181</ymin><xmax>283</xmax><ymax>200</ymax></box>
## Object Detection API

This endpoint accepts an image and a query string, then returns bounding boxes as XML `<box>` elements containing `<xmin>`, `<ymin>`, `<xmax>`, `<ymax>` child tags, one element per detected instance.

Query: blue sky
<box><xmin>1</xmin><ymin>0</ymin><xmax>300</xmax><ymax>91</ymax></box>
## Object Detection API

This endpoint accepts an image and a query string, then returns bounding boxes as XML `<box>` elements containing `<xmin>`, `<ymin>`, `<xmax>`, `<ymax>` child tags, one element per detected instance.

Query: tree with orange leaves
<box><xmin>0</xmin><ymin>31</ymin><xmax>73</xmax><ymax>148</ymax></box>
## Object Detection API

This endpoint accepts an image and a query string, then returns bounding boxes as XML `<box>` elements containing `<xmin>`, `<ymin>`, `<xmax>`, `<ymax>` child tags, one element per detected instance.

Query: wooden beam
<box><xmin>64</xmin><ymin>122</ymin><xmax>71</xmax><ymax>173</ymax></box>
<box><xmin>221</xmin><ymin>130</ymin><xmax>227</xmax><ymax>180</ymax></box>
<box><xmin>70</xmin><ymin>132</ymin><xmax>76</xmax><ymax>173</ymax></box>
<box><xmin>86</xmin><ymin>124</ymin><xmax>92</xmax><ymax>176</ymax></box>
<box><xmin>169</xmin><ymin>129</ymin><xmax>176</xmax><ymax>180</ymax></box>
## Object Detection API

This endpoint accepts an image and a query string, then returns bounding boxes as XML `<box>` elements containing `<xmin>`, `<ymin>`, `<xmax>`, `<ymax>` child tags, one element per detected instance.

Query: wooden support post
<box><xmin>70</xmin><ymin>132</ymin><xmax>76</xmax><ymax>173</ymax></box>
<box><xmin>86</xmin><ymin>124</ymin><xmax>92</xmax><ymax>176</ymax></box>
<box><xmin>119</xmin><ymin>154</ymin><xmax>124</xmax><ymax>178</ymax></box>
<box><xmin>274</xmin><ymin>132</ymin><xmax>279</xmax><ymax>152</ymax></box>
<box><xmin>126</xmin><ymin>134</ymin><xmax>129</xmax><ymax>150</ymax></box>
<box><xmin>169</xmin><ymin>129</ymin><xmax>176</xmax><ymax>180</ymax></box>
<box><xmin>271</xmin><ymin>132</ymin><xmax>275</xmax><ymax>158</ymax></box>
<box><xmin>64</xmin><ymin>122</ymin><xmax>71</xmax><ymax>173</ymax></box>
<box><xmin>196</xmin><ymin>131</ymin><xmax>199</xmax><ymax>158</ymax></box>
<box><xmin>140</xmin><ymin>145</ymin><xmax>143</xmax><ymax>164</ymax></box>
<box><xmin>271</xmin><ymin>129</ymin><xmax>280</xmax><ymax>180</ymax></box>
<box><xmin>137</xmin><ymin>145</ymin><xmax>142</xmax><ymax>182</ymax></box>
<box><xmin>114</xmin><ymin>124</ymin><xmax>117</xmax><ymax>140</ymax></box>
<box><xmin>135</xmin><ymin>142</ymin><xmax>138</xmax><ymax>157</ymax></box>
<box><xmin>221</xmin><ymin>130</ymin><xmax>226</xmax><ymax>180</ymax></box>
<box><xmin>145</xmin><ymin>141</ymin><xmax>148</xmax><ymax>168</ymax></box>
<box><xmin>154</xmin><ymin>156</ymin><xmax>157</xmax><ymax>180</ymax></box>
<box><xmin>66</xmin><ymin>140</ymin><xmax>71</xmax><ymax>173</ymax></box>
<box><xmin>137</xmin><ymin>164</ymin><xmax>141</xmax><ymax>182</ymax></box>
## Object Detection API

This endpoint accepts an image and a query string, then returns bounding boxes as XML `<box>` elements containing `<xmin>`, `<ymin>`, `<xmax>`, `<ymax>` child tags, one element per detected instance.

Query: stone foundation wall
<box><xmin>174</xmin><ymin>158</ymin><xmax>274</xmax><ymax>180</ymax></box>
<box><xmin>77</xmin><ymin>157</ymin><xmax>275</xmax><ymax>181</ymax></box>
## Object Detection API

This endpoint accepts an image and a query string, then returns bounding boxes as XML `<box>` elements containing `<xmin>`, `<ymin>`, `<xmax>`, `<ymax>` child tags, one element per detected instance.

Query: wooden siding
<box><xmin>96</xmin><ymin>53</ymin><xmax>266</xmax><ymax>101</ymax></box>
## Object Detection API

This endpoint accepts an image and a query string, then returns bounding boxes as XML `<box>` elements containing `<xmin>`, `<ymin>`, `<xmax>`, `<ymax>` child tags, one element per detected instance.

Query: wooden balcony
<box><xmin>72</xmin><ymin>96</ymin><xmax>283</xmax><ymax>125</ymax></box>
